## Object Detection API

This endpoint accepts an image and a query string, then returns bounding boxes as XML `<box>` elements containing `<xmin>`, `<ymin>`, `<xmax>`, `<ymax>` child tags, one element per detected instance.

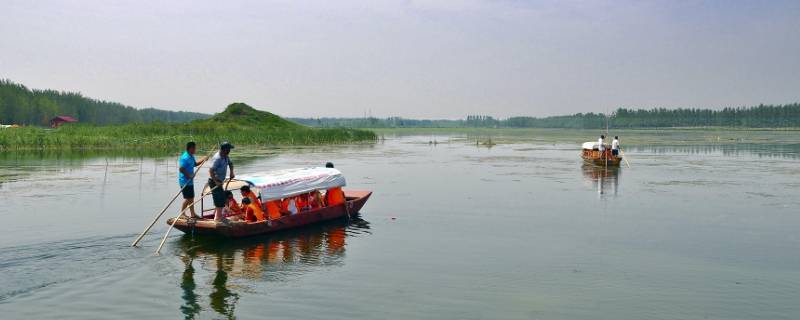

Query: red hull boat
<box><xmin>581</xmin><ymin>141</ymin><xmax>622</xmax><ymax>167</ymax></box>
<box><xmin>168</xmin><ymin>190</ymin><xmax>371</xmax><ymax>238</ymax></box>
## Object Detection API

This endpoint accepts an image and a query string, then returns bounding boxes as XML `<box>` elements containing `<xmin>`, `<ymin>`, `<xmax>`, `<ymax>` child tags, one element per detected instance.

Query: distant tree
<box><xmin>288</xmin><ymin>103</ymin><xmax>800</xmax><ymax>129</ymax></box>
<box><xmin>0</xmin><ymin>79</ymin><xmax>209</xmax><ymax>126</ymax></box>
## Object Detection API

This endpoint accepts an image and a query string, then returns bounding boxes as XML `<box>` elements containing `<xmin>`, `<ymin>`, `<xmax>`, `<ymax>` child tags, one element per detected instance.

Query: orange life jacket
<box><xmin>242</xmin><ymin>190</ymin><xmax>263</xmax><ymax>209</ymax></box>
<box><xmin>265</xmin><ymin>200</ymin><xmax>281</xmax><ymax>220</ymax></box>
<box><xmin>244</xmin><ymin>203</ymin><xmax>265</xmax><ymax>222</ymax></box>
<box><xmin>225</xmin><ymin>198</ymin><xmax>243</xmax><ymax>217</ymax></box>
<box><xmin>296</xmin><ymin>194</ymin><xmax>310</xmax><ymax>211</ymax></box>
<box><xmin>326</xmin><ymin>187</ymin><xmax>345</xmax><ymax>206</ymax></box>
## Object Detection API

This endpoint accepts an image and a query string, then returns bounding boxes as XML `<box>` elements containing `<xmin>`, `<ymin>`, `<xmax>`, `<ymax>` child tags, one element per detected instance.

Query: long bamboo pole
<box><xmin>155</xmin><ymin>184</ymin><xmax>220</xmax><ymax>255</ymax></box>
<box><xmin>620</xmin><ymin>148</ymin><xmax>632</xmax><ymax>168</ymax></box>
<box><xmin>131</xmin><ymin>148</ymin><xmax>216</xmax><ymax>247</ymax></box>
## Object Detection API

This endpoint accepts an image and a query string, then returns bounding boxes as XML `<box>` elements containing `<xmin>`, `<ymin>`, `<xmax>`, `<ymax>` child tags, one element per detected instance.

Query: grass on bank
<box><xmin>0</xmin><ymin>103</ymin><xmax>376</xmax><ymax>151</ymax></box>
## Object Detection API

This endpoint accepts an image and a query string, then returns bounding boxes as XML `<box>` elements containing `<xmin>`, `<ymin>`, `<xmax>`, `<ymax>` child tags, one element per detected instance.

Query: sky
<box><xmin>1</xmin><ymin>0</ymin><xmax>799</xmax><ymax>119</ymax></box>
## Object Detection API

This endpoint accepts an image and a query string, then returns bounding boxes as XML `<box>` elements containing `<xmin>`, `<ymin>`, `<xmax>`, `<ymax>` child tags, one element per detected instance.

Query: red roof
<box><xmin>52</xmin><ymin>116</ymin><xmax>78</xmax><ymax>122</ymax></box>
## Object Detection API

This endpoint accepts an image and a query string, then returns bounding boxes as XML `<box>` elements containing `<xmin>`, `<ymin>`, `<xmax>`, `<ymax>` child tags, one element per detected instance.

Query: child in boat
<box><xmin>240</xmin><ymin>185</ymin><xmax>263</xmax><ymax>210</ymax></box>
<box><xmin>242</xmin><ymin>197</ymin><xmax>265</xmax><ymax>222</ymax></box>
<box><xmin>223</xmin><ymin>191</ymin><xmax>243</xmax><ymax>219</ymax></box>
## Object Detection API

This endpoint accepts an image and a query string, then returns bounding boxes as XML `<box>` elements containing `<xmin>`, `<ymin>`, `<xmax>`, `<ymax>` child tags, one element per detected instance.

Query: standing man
<box><xmin>209</xmin><ymin>142</ymin><xmax>235</xmax><ymax>222</ymax></box>
<box><xmin>612</xmin><ymin>136</ymin><xmax>620</xmax><ymax>156</ymax></box>
<box><xmin>598</xmin><ymin>135</ymin><xmax>606</xmax><ymax>155</ymax></box>
<box><xmin>178</xmin><ymin>142</ymin><xmax>207</xmax><ymax>218</ymax></box>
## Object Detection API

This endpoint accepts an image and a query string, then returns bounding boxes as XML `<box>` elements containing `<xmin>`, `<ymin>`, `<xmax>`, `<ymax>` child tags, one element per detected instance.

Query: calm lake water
<box><xmin>1</xmin><ymin>129</ymin><xmax>799</xmax><ymax>319</ymax></box>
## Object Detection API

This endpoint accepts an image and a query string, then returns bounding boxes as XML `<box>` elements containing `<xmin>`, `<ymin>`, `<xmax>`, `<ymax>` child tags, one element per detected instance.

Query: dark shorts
<box><xmin>181</xmin><ymin>184</ymin><xmax>195</xmax><ymax>199</ymax></box>
<box><xmin>612</xmin><ymin>149</ymin><xmax>619</xmax><ymax>156</ymax></box>
<box><xmin>209</xmin><ymin>179</ymin><xmax>226</xmax><ymax>208</ymax></box>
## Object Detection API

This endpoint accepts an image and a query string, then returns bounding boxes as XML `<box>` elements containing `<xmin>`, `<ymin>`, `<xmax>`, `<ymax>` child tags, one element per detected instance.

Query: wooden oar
<box><xmin>155</xmin><ymin>183</ymin><xmax>221</xmax><ymax>255</ymax></box>
<box><xmin>620</xmin><ymin>148</ymin><xmax>632</xmax><ymax>168</ymax></box>
<box><xmin>131</xmin><ymin>148</ymin><xmax>215</xmax><ymax>247</ymax></box>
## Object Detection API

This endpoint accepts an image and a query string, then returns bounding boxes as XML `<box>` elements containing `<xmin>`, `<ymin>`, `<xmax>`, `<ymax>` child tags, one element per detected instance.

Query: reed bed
<box><xmin>0</xmin><ymin>123</ymin><xmax>377</xmax><ymax>151</ymax></box>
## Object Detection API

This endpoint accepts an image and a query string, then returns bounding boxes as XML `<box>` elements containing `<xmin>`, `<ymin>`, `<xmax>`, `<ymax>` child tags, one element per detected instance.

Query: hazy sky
<box><xmin>2</xmin><ymin>0</ymin><xmax>799</xmax><ymax>118</ymax></box>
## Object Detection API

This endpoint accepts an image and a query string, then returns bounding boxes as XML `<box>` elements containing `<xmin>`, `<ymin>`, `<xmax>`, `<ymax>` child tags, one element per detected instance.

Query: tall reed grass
<box><xmin>0</xmin><ymin>123</ymin><xmax>377</xmax><ymax>151</ymax></box>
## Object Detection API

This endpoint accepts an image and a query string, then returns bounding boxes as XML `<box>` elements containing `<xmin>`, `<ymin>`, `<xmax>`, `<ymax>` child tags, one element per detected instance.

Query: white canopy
<box><xmin>237</xmin><ymin>167</ymin><xmax>346</xmax><ymax>201</ymax></box>
<box><xmin>582</xmin><ymin>142</ymin><xmax>598</xmax><ymax>150</ymax></box>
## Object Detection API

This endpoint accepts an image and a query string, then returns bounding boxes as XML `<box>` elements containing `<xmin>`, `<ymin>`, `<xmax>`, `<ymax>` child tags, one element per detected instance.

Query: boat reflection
<box><xmin>176</xmin><ymin>216</ymin><xmax>370</xmax><ymax>320</ymax></box>
<box><xmin>582</xmin><ymin>164</ymin><xmax>620</xmax><ymax>197</ymax></box>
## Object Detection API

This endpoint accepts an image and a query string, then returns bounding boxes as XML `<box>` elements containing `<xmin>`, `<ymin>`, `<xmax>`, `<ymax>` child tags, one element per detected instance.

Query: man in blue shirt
<box><xmin>178</xmin><ymin>142</ymin><xmax>208</xmax><ymax>218</ymax></box>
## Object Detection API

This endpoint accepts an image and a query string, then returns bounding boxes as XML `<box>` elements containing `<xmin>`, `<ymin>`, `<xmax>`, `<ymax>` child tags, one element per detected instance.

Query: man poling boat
<box><xmin>166</xmin><ymin>165</ymin><xmax>372</xmax><ymax>238</ymax></box>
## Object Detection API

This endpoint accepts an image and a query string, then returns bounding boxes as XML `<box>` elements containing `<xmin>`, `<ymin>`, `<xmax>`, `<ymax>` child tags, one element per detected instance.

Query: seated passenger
<box><xmin>265</xmin><ymin>200</ymin><xmax>282</xmax><ymax>220</ymax></box>
<box><xmin>241</xmin><ymin>197</ymin><xmax>265</xmax><ymax>222</ymax></box>
<box><xmin>223</xmin><ymin>191</ymin><xmax>243</xmax><ymax>218</ymax></box>
<box><xmin>240</xmin><ymin>185</ymin><xmax>263</xmax><ymax>210</ymax></box>
<box><xmin>309</xmin><ymin>191</ymin><xmax>323</xmax><ymax>209</ymax></box>
<box><xmin>326</xmin><ymin>187</ymin><xmax>345</xmax><ymax>206</ymax></box>
<box><xmin>282</xmin><ymin>197</ymin><xmax>299</xmax><ymax>215</ymax></box>
<box><xmin>296</xmin><ymin>193</ymin><xmax>311</xmax><ymax>211</ymax></box>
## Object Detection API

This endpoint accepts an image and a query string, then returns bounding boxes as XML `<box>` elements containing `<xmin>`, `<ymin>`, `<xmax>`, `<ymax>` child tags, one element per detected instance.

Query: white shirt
<box><xmin>612</xmin><ymin>139</ymin><xmax>619</xmax><ymax>150</ymax></box>
<box><xmin>598</xmin><ymin>137</ymin><xmax>604</xmax><ymax>150</ymax></box>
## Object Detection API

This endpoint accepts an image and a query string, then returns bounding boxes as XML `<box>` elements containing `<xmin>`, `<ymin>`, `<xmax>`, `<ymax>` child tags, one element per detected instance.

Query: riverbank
<box><xmin>0</xmin><ymin>103</ymin><xmax>376</xmax><ymax>151</ymax></box>
<box><xmin>371</xmin><ymin>127</ymin><xmax>800</xmax><ymax>146</ymax></box>
<box><xmin>0</xmin><ymin>125</ymin><xmax>375</xmax><ymax>151</ymax></box>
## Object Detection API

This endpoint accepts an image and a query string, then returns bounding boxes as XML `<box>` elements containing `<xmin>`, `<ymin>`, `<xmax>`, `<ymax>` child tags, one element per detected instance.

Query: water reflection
<box><xmin>582</xmin><ymin>165</ymin><xmax>620</xmax><ymax>197</ymax></box>
<box><xmin>176</xmin><ymin>216</ymin><xmax>370</xmax><ymax>320</ymax></box>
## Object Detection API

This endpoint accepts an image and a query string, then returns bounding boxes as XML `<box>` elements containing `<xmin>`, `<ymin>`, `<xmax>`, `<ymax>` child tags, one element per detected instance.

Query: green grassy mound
<box><xmin>0</xmin><ymin>103</ymin><xmax>376</xmax><ymax>151</ymax></box>
<box><xmin>197</xmin><ymin>103</ymin><xmax>302</xmax><ymax>129</ymax></box>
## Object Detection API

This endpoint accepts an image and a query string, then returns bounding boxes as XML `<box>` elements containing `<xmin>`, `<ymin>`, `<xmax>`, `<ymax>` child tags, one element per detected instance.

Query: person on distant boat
<box><xmin>240</xmin><ymin>185</ymin><xmax>263</xmax><ymax>211</ymax></box>
<box><xmin>241</xmin><ymin>197</ymin><xmax>265</xmax><ymax>222</ymax></box>
<box><xmin>178</xmin><ymin>141</ymin><xmax>208</xmax><ymax>218</ymax></box>
<box><xmin>209</xmin><ymin>142</ymin><xmax>235</xmax><ymax>222</ymax></box>
<box><xmin>612</xmin><ymin>136</ymin><xmax>620</xmax><ymax>156</ymax></box>
<box><xmin>598</xmin><ymin>135</ymin><xmax>606</xmax><ymax>158</ymax></box>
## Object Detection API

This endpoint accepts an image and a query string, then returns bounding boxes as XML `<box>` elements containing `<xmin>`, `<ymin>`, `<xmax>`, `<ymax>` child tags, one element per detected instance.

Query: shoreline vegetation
<box><xmin>0</xmin><ymin>103</ymin><xmax>376</xmax><ymax>151</ymax></box>
<box><xmin>2</xmin><ymin>79</ymin><xmax>797</xmax><ymax>151</ymax></box>
<box><xmin>371</xmin><ymin>127</ymin><xmax>800</xmax><ymax>147</ymax></box>
<box><xmin>290</xmin><ymin>103</ymin><xmax>800</xmax><ymax>129</ymax></box>
<box><xmin>0</xmin><ymin>79</ymin><xmax>209</xmax><ymax>126</ymax></box>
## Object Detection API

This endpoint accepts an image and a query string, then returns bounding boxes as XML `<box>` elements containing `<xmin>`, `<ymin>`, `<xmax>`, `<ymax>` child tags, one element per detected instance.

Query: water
<box><xmin>1</xmin><ymin>130</ymin><xmax>799</xmax><ymax>319</ymax></box>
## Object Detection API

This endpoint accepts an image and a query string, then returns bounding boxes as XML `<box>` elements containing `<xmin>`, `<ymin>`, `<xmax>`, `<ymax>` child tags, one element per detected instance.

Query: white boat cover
<box><xmin>237</xmin><ymin>167</ymin><xmax>346</xmax><ymax>201</ymax></box>
<box><xmin>582</xmin><ymin>142</ymin><xmax>597</xmax><ymax>150</ymax></box>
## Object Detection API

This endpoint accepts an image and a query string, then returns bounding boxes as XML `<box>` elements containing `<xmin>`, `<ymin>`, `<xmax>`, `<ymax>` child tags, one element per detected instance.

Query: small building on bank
<box><xmin>50</xmin><ymin>116</ymin><xmax>78</xmax><ymax>128</ymax></box>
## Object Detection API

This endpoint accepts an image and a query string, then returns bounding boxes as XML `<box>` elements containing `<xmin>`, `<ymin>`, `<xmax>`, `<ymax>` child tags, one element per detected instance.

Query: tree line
<box><xmin>0</xmin><ymin>79</ymin><xmax>209</xmax><ymax>126</ymax></box>
<box><xmin>291</xmin><ymin>103</ymin><xmax>800</xmax><ymax>129</ymax></box>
